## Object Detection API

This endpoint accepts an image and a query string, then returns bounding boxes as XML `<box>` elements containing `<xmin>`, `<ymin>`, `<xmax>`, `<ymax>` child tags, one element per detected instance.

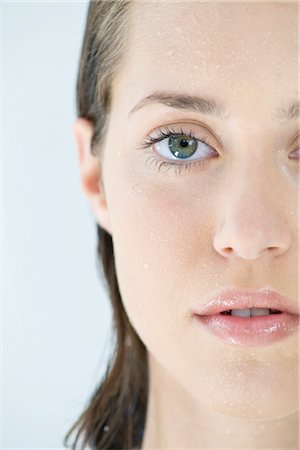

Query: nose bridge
<box><xmin>231</xmin><ymin>152</ymin><xmax>273</xmax><ymax>211</ymax></box>
<box><xmin>213</xmin><ymin>158</ymin><xmax>291</xmax><ymax>260</ymax></box>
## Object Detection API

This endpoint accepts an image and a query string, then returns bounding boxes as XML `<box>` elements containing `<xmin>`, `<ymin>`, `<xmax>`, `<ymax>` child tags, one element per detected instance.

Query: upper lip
<box><xmin>194</xmin><ymin>287</ymin><xmax>299</xmax><ymax>316</ymax></box>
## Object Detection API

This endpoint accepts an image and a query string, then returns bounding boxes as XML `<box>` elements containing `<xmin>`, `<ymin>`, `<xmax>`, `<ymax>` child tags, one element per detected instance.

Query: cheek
<box><xmin>105</xmin><ymin>165</ymin><xmax>213</xmax><ymax>348</ymax></box>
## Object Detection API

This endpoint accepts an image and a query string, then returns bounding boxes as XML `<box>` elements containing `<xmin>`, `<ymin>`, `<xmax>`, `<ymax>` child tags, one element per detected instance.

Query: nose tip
<box><xmin>213</xmin><ymin>221</ymin><xmax>291</xmax><ymax>260</ymax></box>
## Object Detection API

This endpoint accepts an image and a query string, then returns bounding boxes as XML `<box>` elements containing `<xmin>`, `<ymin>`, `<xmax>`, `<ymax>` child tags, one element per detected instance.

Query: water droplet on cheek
<box><xmin>165</xmin><ymin>49</ymin><xmax>174</xmax><ymax>57</ymax></box>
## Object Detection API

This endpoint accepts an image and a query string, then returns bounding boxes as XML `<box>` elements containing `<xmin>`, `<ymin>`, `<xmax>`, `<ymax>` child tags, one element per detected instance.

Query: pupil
<box><xmin>180</xmin><ymin>139</ymin><xmax>189</xmax><ymax>148</ymax></box>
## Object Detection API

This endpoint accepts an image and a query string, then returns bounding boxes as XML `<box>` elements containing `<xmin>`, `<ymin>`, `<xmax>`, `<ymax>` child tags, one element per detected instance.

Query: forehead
<box><xmin>112</xmin><ymin>2</ymin><xmax>298</xmax><ymax>119</ymax></box>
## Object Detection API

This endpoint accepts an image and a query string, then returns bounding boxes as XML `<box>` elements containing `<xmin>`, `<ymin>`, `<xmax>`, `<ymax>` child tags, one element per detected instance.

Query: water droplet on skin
<box><xmin>143</xmin><ymin>262</ymin><xmax>149</xmax><ymax>270</ymax></box>
<box><xmin>165</xmin><ymin>49</ymin><xmax>174</xmax><ymax>57</ymax></box>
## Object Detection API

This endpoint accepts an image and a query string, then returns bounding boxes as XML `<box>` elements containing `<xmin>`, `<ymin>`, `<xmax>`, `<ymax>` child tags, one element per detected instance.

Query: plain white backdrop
<box><xmin>2</xmin><ymin>1</ymin><xmax>114</xmax><ymax>447</ymax></box>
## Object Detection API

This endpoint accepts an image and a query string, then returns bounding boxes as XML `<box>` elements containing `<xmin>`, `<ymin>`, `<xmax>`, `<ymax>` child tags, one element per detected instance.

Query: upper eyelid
<box><xmin>143</xmin><ymin>120</ymin><xmax>223</xmax><ymax>142</ymax></box>
<box><xmin>143</xmin><ymin>124</ymin><xmax>219</xmax><ymax>147</ymax></box>
<box><xmin>290</xmin><ymin>130</ymin><xmax>300</xmax><ymax>146</ymax></box>
<box><xmin>154</xmin><ymin>130</ymin><xmax>215</xmax><ymax>151</ymax></box>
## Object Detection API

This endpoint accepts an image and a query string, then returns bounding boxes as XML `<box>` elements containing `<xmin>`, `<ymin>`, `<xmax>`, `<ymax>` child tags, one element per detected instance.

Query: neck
<box><xmin>141</xmin><ymin>354</ymin><xmax>298</xmax><ymax>449</ymax></box>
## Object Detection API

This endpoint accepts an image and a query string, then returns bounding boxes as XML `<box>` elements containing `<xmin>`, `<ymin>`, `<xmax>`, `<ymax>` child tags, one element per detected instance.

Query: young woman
<box><xmin>64</xmin><ymin>1</ymin><xmax>299</xmax><ymax>449</ymax></box>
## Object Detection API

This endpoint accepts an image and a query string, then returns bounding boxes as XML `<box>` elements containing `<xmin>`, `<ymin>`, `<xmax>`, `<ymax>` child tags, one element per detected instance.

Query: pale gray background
<box><xmin>2</xmin><ymin>1</ymin><xmax>114</xmax><ymax>447</ymax></box>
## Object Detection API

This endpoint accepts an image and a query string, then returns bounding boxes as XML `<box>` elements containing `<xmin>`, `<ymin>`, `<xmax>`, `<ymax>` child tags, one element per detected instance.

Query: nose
<box><xmin>213</xmin><ymin>170</ymin><xmax>292</xmax><ymax>260</ymax></box>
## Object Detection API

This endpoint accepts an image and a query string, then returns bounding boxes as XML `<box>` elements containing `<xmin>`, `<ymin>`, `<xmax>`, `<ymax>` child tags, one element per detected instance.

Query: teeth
<box><xmin>250</xmin><ymin>308</ymin><xmax>271</xmax><ymax>317</ymax></box>
<box><xmin>231</xmin><ymin>308</ymin><xmax>271</xmax><ymax>317</ymax></box>
<box><xmin>231</xmin><ymin>308</ymin><xmax>252</xmax><ymax>317</ymax></box>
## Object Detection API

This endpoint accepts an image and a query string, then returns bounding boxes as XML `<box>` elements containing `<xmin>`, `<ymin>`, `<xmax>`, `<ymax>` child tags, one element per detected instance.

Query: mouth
<box><xmin>192</xmin><ymin>288</ymin><xmax>300</xmax><ymax>347</ymax></box>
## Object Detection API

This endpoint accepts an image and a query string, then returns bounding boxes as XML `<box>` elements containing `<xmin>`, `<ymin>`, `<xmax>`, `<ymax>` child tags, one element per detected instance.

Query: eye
<box><xmin>155</xmin><ymin>133</ymin><xmax>214</xmax><ymax>162</ymax></box>
<box><xmin>137</xmin><ymin>125</ymin><xmax>219</xmax><ymax>176</ymax></box>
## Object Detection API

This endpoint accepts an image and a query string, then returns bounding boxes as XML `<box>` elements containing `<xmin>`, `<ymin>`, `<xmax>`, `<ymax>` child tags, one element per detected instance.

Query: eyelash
<box><xmin>138</xmin><ymin>125</ymin><xmax>217</xmax><ymax>176</ymax></box>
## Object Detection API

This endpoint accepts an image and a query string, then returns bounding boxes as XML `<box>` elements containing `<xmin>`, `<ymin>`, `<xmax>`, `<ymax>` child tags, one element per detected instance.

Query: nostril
<box><xmin>221</xmin><ymin>247</ymin><xmax>233</xmax><ymax>257</ymax></box>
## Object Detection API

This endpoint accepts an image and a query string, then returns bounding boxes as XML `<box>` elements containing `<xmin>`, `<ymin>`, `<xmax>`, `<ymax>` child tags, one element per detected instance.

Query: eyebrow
<box><xmin>128</xmin><ymin>91</ymin><xmax>300</xmax><ymax>123</ymax></box>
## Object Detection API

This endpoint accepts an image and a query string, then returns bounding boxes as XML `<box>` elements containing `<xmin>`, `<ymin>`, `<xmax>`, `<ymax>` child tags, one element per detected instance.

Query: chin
<box><xmin>189</xmin><ymin>375</ymin><xmax>299</xmax><ymax>420</ymax></box>
<box><xmin>177</xmin><ymin>356</ymin><xmax>299</xmax><ymax>421</ymax></box>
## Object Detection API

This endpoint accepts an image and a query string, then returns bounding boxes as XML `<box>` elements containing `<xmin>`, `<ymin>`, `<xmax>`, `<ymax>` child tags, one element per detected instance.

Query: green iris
<box><xmin>169</xmin><ymin>135</ymin><xmax>198</xmax><ymax>159</ymax></box>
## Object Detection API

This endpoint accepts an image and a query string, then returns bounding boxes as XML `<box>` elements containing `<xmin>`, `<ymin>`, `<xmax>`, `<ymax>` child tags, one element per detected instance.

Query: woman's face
<box><xmin>95</xmin><ymin>2</ymin><xmax>299</xmax><ymax>418</ymax></box>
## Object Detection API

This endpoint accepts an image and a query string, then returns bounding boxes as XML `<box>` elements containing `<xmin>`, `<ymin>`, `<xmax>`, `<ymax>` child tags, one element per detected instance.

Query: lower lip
<box><xmin>194</xmin><ymin>312</ymin><xmax>300</xmax><ymax>347</ymax></box>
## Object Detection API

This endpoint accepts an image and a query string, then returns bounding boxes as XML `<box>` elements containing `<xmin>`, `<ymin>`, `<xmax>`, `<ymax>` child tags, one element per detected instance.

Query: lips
<box><xmin>194</xmin><ymin>287</ymin><xmax>299</xmax><ymax>316</ymax></box>
<box><xmin>192</xmin><ymin>287</ymin><xmax>300</xmax><ymax>347</ymax></box>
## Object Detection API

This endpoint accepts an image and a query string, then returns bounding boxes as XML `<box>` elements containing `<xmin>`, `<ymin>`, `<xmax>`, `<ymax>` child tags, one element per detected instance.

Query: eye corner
<box><xmin>289</xmin><ymin>146</ymin><xmax>299</xmax><ymax>159</ymax></box>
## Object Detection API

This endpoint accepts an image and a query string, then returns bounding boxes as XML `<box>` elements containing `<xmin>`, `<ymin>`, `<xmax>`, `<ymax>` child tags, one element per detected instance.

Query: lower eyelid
<box><xmin>142</xmin><ymin>150</ymin><xmax>214</xmax><ymax>176</ymax></box>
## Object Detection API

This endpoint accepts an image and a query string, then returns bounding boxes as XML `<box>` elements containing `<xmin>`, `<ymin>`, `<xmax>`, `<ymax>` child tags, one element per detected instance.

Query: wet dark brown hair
<box><xmin>63</xmin><ymin>1</ymin><xmax>148</xmax><ymax>449</ymax></box>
